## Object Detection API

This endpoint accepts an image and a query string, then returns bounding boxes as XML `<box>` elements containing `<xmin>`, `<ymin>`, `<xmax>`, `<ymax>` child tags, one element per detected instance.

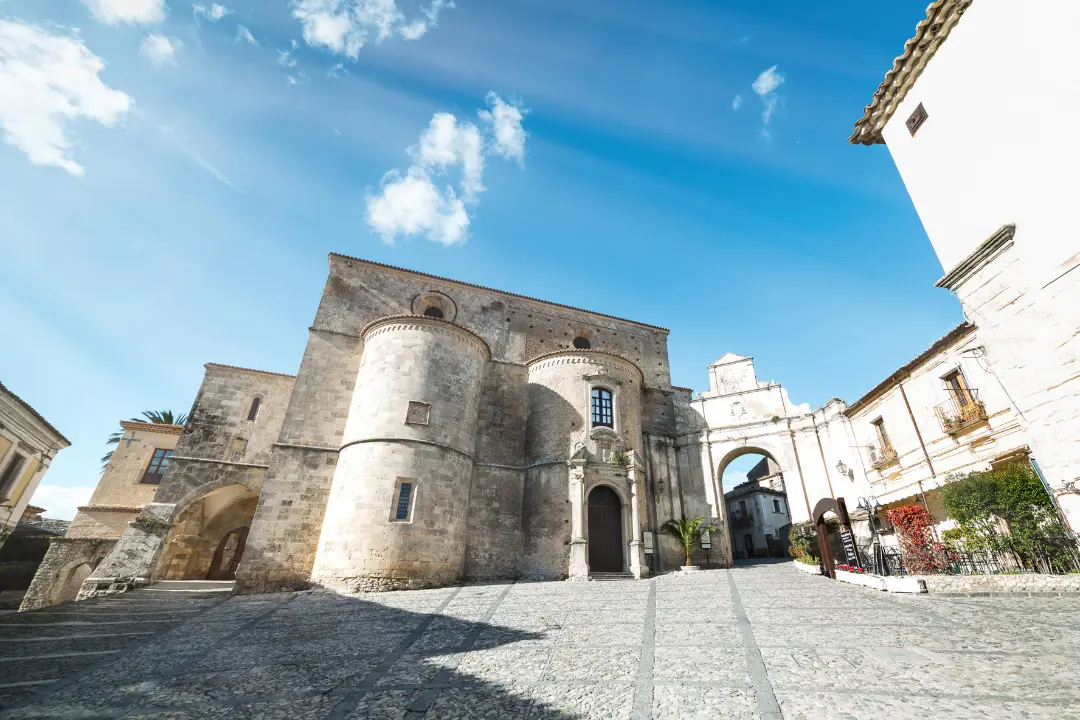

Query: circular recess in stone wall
<box><xmin>411</xmin><ymin>290</ymin><xmax>457</xmax><ymax>322</ymax></box>
<box><xmin>573</xmin><ymin>336</ymin><xmax>591</xmax><ymax>349</ymax></box>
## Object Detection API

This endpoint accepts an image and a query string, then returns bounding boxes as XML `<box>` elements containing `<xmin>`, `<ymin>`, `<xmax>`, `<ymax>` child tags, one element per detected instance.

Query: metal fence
<box><xmin>855</xmin><ymin>539</ymin><xmax>1080</xmax><ymax>577</ymax></box>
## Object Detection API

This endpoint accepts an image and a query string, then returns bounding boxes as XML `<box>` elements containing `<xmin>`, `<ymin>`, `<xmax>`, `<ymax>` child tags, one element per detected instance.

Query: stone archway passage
<box><xmin>588</xmin><ymin>486</ymin><xmax>623</xmax><ymax>572</ymax></box>
<box><xmin>206</xmin><ymin>527</ymin><xmax>249</xmax><ymax>581</ymax></box>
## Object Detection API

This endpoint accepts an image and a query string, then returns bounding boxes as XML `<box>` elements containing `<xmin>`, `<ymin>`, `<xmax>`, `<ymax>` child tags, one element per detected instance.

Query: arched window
<box><xmin>573</xmin><ymin>336</ymin><xmax>591</xmax><ymax>349</ymax></box>
<box><xmin>247</xmin><ymin>397</ymin><xmax>261</xmax><ymax>422</ymax></box>
<box><xmin>423</xmin><ymin>306</ymin><xmax>444</xmax><ymax>319</ymax></box>
<box><xmin>591</xmin><ymin>387</ymin><xmax>614</xmax><ymax>428</ymax></box>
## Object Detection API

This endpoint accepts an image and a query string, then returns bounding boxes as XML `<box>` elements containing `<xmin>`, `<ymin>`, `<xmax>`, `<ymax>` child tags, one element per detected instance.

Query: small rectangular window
<box><xmin>394</xmin><ymin>482</ymin><xmax>413</xmax><ymax>521</ymax></box>
<box><xmin>591</xmin><ymin>388</ymin><xmax>614</xmax><ymax>428</ymax></box>
<box><xmin>872</xmin><ymin>418</ymin><xmax>891</xmax><ymax>449</ymax></box>
<box><xmin>906</xmin><ymin>102</ymin><xmax>928</xmax><ymax>136</ymax></box>
<box><xmin>141</xmin><ymin>448</ymin><xmax>173</xmax><ymax>485</ymax></box>
<box><xmin>0</xmin><ymin>452</ymin><xmax>27</xmax><ymax>500</ymax></box>
<box><xmin>773</xmin><ymin>499</ymin><xmax>781</xmax><ymax>513</ymax></box>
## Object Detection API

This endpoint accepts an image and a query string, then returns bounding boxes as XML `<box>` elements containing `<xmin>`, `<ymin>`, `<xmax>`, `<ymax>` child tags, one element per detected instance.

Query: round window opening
<box><xmin>573</xmin><ymin>337</ymin><xmax>591</xmax><ymax>349</ymax></box>
<box><xmin>423</xmin><ymin>307</ymin><xmax>445</xmax><ymax>319</ymax></box>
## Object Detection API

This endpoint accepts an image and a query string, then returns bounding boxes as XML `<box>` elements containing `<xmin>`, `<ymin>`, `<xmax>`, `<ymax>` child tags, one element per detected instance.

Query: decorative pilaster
<box><xmin>627</xmin><ymin>454</ymin><xmax>649</xmax><ymax>579</ymax></box>
<box><xmin>567</xmin><ymin>459</ymin><xmax>589</xmax><ymax>580</ymax></box>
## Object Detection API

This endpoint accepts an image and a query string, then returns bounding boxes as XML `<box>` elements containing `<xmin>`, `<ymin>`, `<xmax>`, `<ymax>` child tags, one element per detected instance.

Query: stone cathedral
<box><xmin>71</xmin><ymin>254</ymin><xmax>735</xmax><ymax>599</ymax></box>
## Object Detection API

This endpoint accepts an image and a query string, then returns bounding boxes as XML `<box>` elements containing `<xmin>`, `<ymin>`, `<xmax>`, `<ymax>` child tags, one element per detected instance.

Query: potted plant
<box><xmin>661</xmin><ymin>517</ymin><xmax>714</xmax><ymax>570</ymax></box>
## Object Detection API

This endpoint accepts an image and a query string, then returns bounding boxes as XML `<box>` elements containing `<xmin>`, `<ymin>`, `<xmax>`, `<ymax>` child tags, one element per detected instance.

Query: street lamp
<box><xmin>857</xmin><ymin>496</ymin><xmax>884</xmax><ymax>575</ymax></box>
<box><xmin>836</xmin><ymin>460</ymin><xmax>854</xmax><ymax>480</ymax></box>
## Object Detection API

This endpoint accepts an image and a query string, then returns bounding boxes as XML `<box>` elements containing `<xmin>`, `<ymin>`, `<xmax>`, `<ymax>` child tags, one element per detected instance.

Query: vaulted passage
<box><xmin>588</xmin><ymin>485</ymin><xmax>623</xmax><ymax>572</ymax></box>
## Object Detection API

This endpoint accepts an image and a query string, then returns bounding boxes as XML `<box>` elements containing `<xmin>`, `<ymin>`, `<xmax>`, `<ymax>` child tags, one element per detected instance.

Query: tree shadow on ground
<box><xmin>2</xmin><ymin>583</ymin><xmax>580</xmax><ymax>720</ymax></box>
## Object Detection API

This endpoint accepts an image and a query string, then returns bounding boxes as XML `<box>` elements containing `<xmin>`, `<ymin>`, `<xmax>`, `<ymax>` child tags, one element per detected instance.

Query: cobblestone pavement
<box><xmin>2</xmin><ymin>562</ymin><xmax>1078</xmax><ymax>718</ymax></box>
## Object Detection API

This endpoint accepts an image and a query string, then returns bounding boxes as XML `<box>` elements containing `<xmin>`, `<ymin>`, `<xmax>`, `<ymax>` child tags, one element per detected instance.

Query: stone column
<box><xmin>567</xmin><ymin>459</ymin><xmax>589</xmax><ymax>580</ymax></box>
<box><xmin>627</xmin><ymin>455</ymin><xmax>649</xmax><ymax>579</ymax></box>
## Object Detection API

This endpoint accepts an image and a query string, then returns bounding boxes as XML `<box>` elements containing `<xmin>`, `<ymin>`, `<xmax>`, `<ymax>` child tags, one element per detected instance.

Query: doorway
<box><xmin>206</xmin><ymin>526</ymin><xmax>249</xmax><ymax>581</ymax></box>
<box><xmin>588</xmin><ymin>486</ymin><xmax>624</xmax><ymax>572</ymax></box>
<box><xmin>744</xmin><ymin>534</ymin><xmax>755</xmax><ymax>558</ymax></box>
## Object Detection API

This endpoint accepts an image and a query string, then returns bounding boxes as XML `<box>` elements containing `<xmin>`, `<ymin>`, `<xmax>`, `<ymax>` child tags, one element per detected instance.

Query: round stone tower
<box><xmin>520</xmin><ymin>350</ymin><xmax>645</xmax><ymax>579</ymax></box>
<box><xmin>310</xmin><ymin>315</ymin><xmax>490</xmax><ymax>592</ymax></box>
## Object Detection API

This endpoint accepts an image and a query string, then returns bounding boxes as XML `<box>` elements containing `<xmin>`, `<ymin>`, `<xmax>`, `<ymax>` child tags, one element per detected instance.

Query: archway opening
<box><xmin>58</xmin><ymin>561</ymin><xmax>96</xmax><ymax>604</ymax></box>
<box><xmin>587</xmin><ymin>485</ymin><xmax>624</xmax><ymax>573</ymax></box>
<box><xmin>719</xmin><ymin>448</ymin><xmax>793</xmax><ymax>561</ymax></box>
<box><xmin>157</xmin><ymin>484</ymin><xmax>258</xmax><ymax>581</ymax></box>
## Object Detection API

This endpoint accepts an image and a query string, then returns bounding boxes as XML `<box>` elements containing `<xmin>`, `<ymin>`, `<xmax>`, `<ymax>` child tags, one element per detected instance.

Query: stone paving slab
<box><xmin>4</xmin><ymin>563</ymin><xmax>1080</xmax><ymax>718</ymax></box>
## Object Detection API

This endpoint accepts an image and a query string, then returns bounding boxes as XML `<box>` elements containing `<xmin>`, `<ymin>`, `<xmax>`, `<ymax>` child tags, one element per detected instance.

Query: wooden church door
<box><xmin>588</xmin><ymin>486</ymin><xmax>624</xmax><ymax>572</ymax></box>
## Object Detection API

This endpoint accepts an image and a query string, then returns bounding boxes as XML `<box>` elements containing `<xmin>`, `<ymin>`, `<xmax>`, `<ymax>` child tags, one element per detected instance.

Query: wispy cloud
<box><xmin>82</xmin><ymin>0</ymin><xmax>166</xmax><ymax>25</ymax></box>
<box><xmin>193</xmin><ymin>3</ymin><xmax>231</xmax><ymax>21</ymax></box>
<box><xmin>159</xmin><ymin>125</ymin><xmax>242</xmax><ymax>192</ymax></box>
<box><xmin>140</xmin><ymin>33</ymin><xmax>182</xmax><ymax>66</ymax></box>
<box><xmin>752</xmin><ymin>65</ymin><xmax>785</xmax><ymax>141</ymax></box>
<box><xmin>732</xmin><ymin>94</ymin><xmax>743</xmax><ymax>111</ymax></box>
<box><xmin>0</xmin><ymin>20</ymin><xmax>133</xmax><ymax>176</ymax></box>
<box><xmin>186</xmin><ymin>150</ymin><xmax>241</xmax><ymax>192</ymax></box>
<box><xmin>366</xmin><ymin>92</ymin><xmax>526</xmax><ymax>246</ymax></box>
<box><xmin>292</xmin><ymin>0</ymin><xmax>454</xmax><ymax>59</ymax></box>
<box><xmin>235</xmin><ymin>25</ymin><xmax>257</xmax><ymax>45</ymax></box>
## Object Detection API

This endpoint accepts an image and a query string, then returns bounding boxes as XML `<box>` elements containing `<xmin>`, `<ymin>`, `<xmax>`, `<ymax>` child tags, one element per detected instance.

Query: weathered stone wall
<box><xmin>310</xmin><ymin>317</ymin><xmax>488</xmax><ymax>591</ymax></box>
<box><xmin>920</xmin><ymin>573</ymin><xmax>1080</xmax><ymax>595</ymax></box>
<box><xmin>519</xmin><ymin>464</ymin><xmax>571</xmax><ymax>578</ymax></box>
<box><xmin>235</xmin><ymin>330</ymin><xmax>360</xmax><ymax>593</ymax></box>
<box><xmin>159</xmin><ymin>496</ymin><xmax>258</xmax><ymax>580</ymax></box>
<box><xmin>19</xmin><ymin>537</ymin><xmax>114</xmax><ymax>611</ymax></box>
<box><xmin>177</xmin><ymin>365</ymin><xmax>295</xmax><ymax>468</ymax></box>
<box><xmin>65</xmin><ymin>508</ymin><xmax>136</xmax><ymax>541</ymax></box>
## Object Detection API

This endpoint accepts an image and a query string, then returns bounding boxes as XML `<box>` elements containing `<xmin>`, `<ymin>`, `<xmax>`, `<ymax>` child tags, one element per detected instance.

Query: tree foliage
<box><xmin>787</xmin><ymin>521</ymin><xmax>817</xmax><ymax>560</ymax></box>
<box><xmin>886</xmin><ymin>504</ymin><xmax>947</xmax><ymax>574</ymax></box>
<box><xmin>940</xmin><ymin>462</ymin><xmax>1072</xmax><ymax>571</ymax></box>
<box><xmin>661</xmin><ymin>517</ymin><xmax>713</xmax><ymax>567</ymax></box>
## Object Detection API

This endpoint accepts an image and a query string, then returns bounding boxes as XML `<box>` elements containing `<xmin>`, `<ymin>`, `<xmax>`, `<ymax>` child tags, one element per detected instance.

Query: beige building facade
<box><xmin>0</xmin><ymin>382</ymin><xmax>69</xmax><ymax>552</ymax></box>
<box><xmin>20</xmin><ymin>421</ymin><xmax>182</xmax><ymax>610</ymax></box>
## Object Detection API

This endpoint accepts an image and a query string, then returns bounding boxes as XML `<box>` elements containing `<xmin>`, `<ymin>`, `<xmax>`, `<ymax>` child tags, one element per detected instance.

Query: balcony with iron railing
<box><xmin>866</xmin><ymin>441</ymin><xmax>899</xmax><ymax>472</ymax></box>
<box><xmin>935</xmin><ymin>389</ymin><xmax>988</xmax><ymax>435</ymax></box>
<box><xmin>728</xmin><ymin>510</ymin><xmax>755</xmax><ymax>529</ymax></box>
<box><xmin>139</xmin><ymin>470</ymin><xmax>165</xmax><ymax>485</ymax></box>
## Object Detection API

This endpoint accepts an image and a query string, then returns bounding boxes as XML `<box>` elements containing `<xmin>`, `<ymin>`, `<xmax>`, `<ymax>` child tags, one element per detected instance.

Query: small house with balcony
<box><xmin>842</xmin><ymin>322</ymin><xmax>1029</xmax><ymax>547</ymax></box>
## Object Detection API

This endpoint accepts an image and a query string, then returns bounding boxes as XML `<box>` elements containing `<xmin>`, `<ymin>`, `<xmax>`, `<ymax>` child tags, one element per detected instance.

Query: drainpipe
<box><xmin>898</xmin><ymin>379</ymin><xmax>935</xmax><ymax>517</ymax></box>
<box><xmin>788</xmin><ymin>429</ymin><xmax>813</xmax><ymax>520</ymax></box>
<box><xmin>811</xmin><ymin>413</ymin><xmax>836</xmax><ymax>501</ymax></box>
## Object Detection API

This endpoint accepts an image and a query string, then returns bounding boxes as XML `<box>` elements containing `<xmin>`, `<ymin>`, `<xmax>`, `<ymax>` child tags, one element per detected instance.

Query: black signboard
<box><xmin>839</xmin><ymin>529</ymin><xmax>858</xmax><ymax>564</ymax></box>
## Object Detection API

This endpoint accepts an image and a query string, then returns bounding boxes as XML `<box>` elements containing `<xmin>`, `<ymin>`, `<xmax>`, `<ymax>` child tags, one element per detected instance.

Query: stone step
<box><xmin>145</xmin><ymin>580</ymin><xmax>236</xmax><ymax>593</ymax></box>
<box><xmin>589</xmin><ymin>573</ymin><xmax>634</xmax><ymax>581</ymax></box>
<box><xmin>0</xmin><ymin>630</ymin><xmax>158</xmax><ymax>658</ymax></box>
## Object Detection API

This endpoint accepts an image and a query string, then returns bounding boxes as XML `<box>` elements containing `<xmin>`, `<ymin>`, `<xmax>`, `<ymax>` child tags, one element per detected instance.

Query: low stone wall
<box><xmin>19</xmin><ymin>537</ymin><xmax>116</xmax><ymax>611</ymax></box>
<box><xmin>791</xmin><ymin>560</ymin><xmax>821</xmax><ymax>575</ymax></box>
<box><xmin>918</xmin><ymin>573</ymin><xmax>1080</xmax><ymax>594</ymax></box>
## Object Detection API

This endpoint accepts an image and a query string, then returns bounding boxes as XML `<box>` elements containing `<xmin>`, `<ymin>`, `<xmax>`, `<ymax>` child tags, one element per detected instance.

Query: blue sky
<box><xmin>0</xmin><ymin>0</ymin><xmax>960</xmax><ymax>517</ymax></box>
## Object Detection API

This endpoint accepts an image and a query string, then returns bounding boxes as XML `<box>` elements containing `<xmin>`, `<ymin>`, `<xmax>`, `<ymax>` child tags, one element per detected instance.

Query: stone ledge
<box><xmin>916</xmin><ymin>573</ymin><xmax>1080</xmax><ymax>594</ymax></box>
<box><xmin>790</xmin><ymin>560</ymin><xmax>821</xmax><ymax>575</ymax></box>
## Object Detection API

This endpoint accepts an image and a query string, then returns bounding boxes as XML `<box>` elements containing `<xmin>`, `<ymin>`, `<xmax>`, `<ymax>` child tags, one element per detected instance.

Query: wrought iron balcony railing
<box><xmin>935</xmin><ymin>389</ymin><xmax>988</xmax><ymax>435</ymax></box>
<box><xmin>729</xmin><ymin>511</ymin><xmax>754</xmax><ymax>529</ymax></box>
<box><xmin>140</xmin><ymin>471</ymin><xmax>164</xmax><ymax>485</ymax></box>
<box><xmin>867</xmin><ymin>442</ymin><xmax>899</xmax><ymax>471</ymax></box>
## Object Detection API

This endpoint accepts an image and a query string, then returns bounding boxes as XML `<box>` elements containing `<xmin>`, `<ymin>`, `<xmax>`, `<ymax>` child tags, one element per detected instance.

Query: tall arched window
<box><xmin>591</xmin><ymin>388</ymin><xmax>614</xmax><ymax>428</ymax></box>
<box><xmin>247</xmin><ymin>397</ymin><xmax>261</xmax><ymax>422</ymax></box>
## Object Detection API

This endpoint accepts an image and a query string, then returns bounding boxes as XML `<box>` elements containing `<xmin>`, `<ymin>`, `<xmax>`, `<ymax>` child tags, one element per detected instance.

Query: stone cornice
<box><xmin>204</xmin><ymin>363</ymin><xmax>296</xmax><ymax>380</ymax></box>
<box><xmin>525</xmin><ymin>349</ymin><xmax>644</xmax><ymax>384</ymax></box>
<box><xmin>77</xmin><ymin>505</ymin><xmax>142</xmax><ymax>513</ymax></box>
<box><xmin>935</xmin><ymin>224</ymin><xmax>1016</xmax><ymax>291</ymax></box>
<box><xmin>119</xmin><ymin>421</ymin><xmax>184</xmax><ymax>435</ymax></box>
<box><xmin>849</xmin><ymin>0</ymin><xmax>972</xmax><ymax>145</ymax></box>
<box><xmin>360</xmin><ymin>315</ymin><xmax>492</xmax><ymax>361</ymax></box>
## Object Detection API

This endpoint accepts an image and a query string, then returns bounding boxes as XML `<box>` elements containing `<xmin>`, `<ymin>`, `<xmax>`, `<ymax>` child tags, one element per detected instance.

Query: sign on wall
<box><xmin>644</xmin><ymin>532</ymin><xmax>654</xmax><ymax>554</ymax></box>
<box><xmin>700</xmin><ymin>530</ymin><xmax>712</xmax><ymax>550</ymax></box>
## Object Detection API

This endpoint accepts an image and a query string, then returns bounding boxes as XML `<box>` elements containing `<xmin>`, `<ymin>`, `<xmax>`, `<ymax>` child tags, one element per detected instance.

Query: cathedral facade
<box><xmin>78</xmin><ymin>255</ymin><xmax>720</xmax><ymax>597</ymax></box>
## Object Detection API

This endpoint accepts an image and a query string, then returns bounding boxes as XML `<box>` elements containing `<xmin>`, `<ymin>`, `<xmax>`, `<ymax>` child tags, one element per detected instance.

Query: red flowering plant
<box><xmin>886</xmin><ymin>504</ymin><xmax>948</xmax><ymax>574</ymax></box>
<box><xmin>835</xmin><ymin>563</ymin><xmax>866</xmax><ymax>574</ymax></box>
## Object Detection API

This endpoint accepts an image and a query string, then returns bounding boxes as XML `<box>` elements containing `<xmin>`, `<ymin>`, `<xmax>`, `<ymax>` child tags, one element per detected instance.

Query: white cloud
<box><xmin>235</xmin><ymin>25</ymin><xmax>257</xmax><ymax>45</ymax></box>
<box><xmin>140</xmin><ymin>33</ymin><xmax>181</xmax><ymax>66</ymax></box>
<box><xmin>365</xmin><ymin>92</ymin><xmax>527</xmax><ymax>246</ymax></box>
<box><xmin>292</xmin><ymin>0</ymin><xmax>454</xmax><ymax>59</ymax></box>
<box><xmin>732</xmin><ymin>94</ymin><xmax>743</xmax><ymax>111</ymax></box>
<box><xmin>0</xmin><ymin>21</ymin><xmax>133</xmax><ymax>176</ymax></box>
<box><xmin>193</xmin><ymin>3</ymin><xmax>231</xmax><ymax>21</ymax></box>
<box><xmin>29</xmin><ymin>484</ymin><xmax>94</xmax><ymax>521</ymax></box>
<box><xmin>752</xmin><ymin>65</ymin><xmax>785</xmax><ymax>140</ymax></box>
<box><xmin>82</xmin><ymin>0</ymin><xmax>166</xmax><ymax>25</ymax></box>
<box><xmin>478</xmin><ymin>92</ymin><xmax>526</xmax><ymax>164</ymax></box>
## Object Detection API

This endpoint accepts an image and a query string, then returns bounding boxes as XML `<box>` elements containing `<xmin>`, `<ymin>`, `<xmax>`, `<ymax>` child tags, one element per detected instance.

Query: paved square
<box><xmin>2</xmin><ymin>562</ymin><xmax>1078</xmax><ymax>718</ymax></box>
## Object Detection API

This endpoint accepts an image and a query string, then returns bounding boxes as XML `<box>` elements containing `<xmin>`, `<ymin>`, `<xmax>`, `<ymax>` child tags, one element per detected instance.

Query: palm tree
<box><xmin>661</xmin><ymin>516</ymin><xmax>714</xmax><ymax>568</ymax></box>
<box><xmin>100</xmin><ymin>410</ymin><xmax>188</xmax><ymax>471</ymax></box>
